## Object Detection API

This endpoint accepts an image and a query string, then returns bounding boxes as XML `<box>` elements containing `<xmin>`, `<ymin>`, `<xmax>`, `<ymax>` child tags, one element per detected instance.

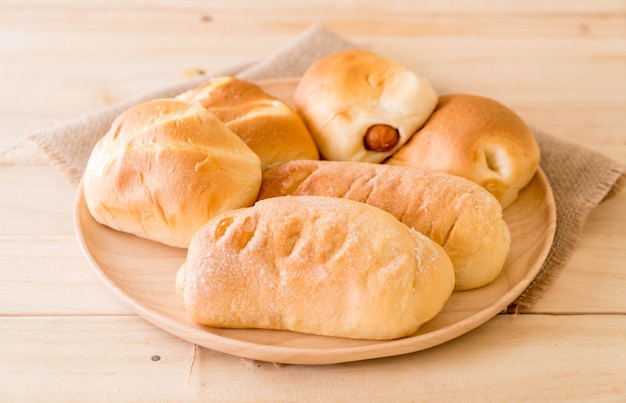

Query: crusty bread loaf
<box><xmin>293</xmin><ymin>50</ymin><xmax>438</xmax><ymax>163</ymax></box>
<box><xmin>386</xmin><ymin>94</ymin><xmax>540</xmax><ymax>208</ymax></box>
<box><xmin>83</xmin><ymin>98</ymin><xmax>262</xmax><ymax>248</ymax></box>
<box><xmin>259</xmin><ymin>160</ymin><xmax>511</xmax><ymax>290</ymax></box>
<box><xmin>176</xmin><ymin>76</ymin><xmax>319</xmax><ymax>171</ymax></box>
<box><xmin>176</xmin><ymin>196</ymin><xmax>455</xmax><ymax>340</ymax></box>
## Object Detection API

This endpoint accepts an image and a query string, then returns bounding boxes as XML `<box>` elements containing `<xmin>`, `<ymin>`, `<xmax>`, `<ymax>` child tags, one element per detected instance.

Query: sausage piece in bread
<box><xmin>293</xmin><ymin>50</ymin><xmax>438</xmax><ymax>163</ymax></box>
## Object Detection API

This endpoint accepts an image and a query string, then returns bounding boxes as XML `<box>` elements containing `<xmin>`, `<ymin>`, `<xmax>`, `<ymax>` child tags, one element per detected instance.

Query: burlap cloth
<box><xmin>29</xmin><ymin>25</ymin><xmax>624</xmax><ymax>309</ymax></box>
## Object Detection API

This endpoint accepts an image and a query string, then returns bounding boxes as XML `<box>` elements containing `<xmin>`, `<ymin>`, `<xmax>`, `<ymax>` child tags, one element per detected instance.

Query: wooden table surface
<box><xmin>1</xmin><ymin>1</ymin><xmax>625</xmax><ymax>401</ymax></box>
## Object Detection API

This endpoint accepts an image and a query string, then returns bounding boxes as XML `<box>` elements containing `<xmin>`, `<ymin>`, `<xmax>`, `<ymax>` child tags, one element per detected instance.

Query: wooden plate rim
<box><xmin>73</xmin><ymin>79</ymin><xmax>557</xmax><ymax>365</ymax></box>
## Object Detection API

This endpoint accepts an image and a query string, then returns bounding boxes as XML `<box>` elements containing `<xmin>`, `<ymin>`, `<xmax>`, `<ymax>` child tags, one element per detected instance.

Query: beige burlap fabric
<box><xmin>29</xmin><ymin>25</ymin><xmax>356</xmax><ymax>186</ymax></box>
<box><xmin>29</xmin><ymin>24</ymin><xmax>624</xmax><ymax>308</ymax></box>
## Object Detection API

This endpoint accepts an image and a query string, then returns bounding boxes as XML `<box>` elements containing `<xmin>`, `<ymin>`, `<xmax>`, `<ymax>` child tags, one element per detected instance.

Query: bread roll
<box><xmin>259</xmin><ymin>160</ymin><xmax>510</xmax><ymax>290</ymax></box>
<box><xmin>176</xmin><ymin>196</ymin><xmax>455</xmax><ymax>340</ymax></box>
<box><xmin>176</xmin><ymin>76</ymin><xmax>319</xmax><ymax>171</ymax></box>
<box><xmin>293</xmin><ymin>50</ymin><xmax>438</xmax><ymax>163</ymax></box>
<box><xmin>387</xmin><ymin>94</ymin><xmax>540</xmax><ymax>208</ymax></box>
<box><xmin>83</xmin><ymin>98</ymin><xmax>262</xmax><ymax>248</ymax></box>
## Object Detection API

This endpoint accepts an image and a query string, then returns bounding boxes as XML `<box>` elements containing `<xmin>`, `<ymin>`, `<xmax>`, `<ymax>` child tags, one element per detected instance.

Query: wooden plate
<box><xmin>73</xmin><ymin>79</ymin><xmax>557</xmax><ymax>365</ymax></box>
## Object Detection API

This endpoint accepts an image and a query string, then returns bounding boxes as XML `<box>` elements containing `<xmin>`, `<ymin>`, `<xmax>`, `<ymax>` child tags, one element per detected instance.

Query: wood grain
<box><xmin>1</xmin><ymin>0</ymin><xmax>624</xmax><ymax>399</ymax></box>
<box><xmin>2</xmin><ymin>1</ymin><xmax>625</xmax><ymax>165</ymax></box>
<box><xmin>1</xmin><ymin>315</ymin><xmax>624</xmax><ymax>401</ymax></box>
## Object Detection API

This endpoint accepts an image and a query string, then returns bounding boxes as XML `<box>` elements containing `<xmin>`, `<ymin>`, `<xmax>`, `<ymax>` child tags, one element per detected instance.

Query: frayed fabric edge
<box><xmin>509</xmin><ymin>165</ymin><xmax>625</xmax><ymax>311</ymax></box>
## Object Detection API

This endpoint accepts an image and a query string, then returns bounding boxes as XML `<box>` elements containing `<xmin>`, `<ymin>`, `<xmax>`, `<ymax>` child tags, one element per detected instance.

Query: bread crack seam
<box><xmin>442</xmin><ymin>219</ymin><xmax>458</xmax><ymax>249</ymax></box>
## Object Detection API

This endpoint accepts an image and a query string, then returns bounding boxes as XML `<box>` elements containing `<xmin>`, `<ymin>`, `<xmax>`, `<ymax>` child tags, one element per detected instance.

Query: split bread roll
<box><xmin>259</xmin><ymin>160</ymin><xmax>511</xmax><ymax>290</ymax></box>
<box><xmin>83</xmin><ymin>98</ymin><xmax>262</xmax><ymax>249</ymax></box>
<box><xmin>176</xmin><ymin>196</ymin><xmax>455</xmax><ymax>340</ymax></box>
<box><xmin>176</xmin><ymin>76</ymin><xmax>319</xmax><ymax>171</ymax></box>
<box><xmin>294</xmin><ymin>50</ymin><xmax>438</xmax><ymax>163</ymax></box>
<box><xmin>387</xmin><ymin>94</ymin><xmax>541</xmax><ymax>208</ymax></box>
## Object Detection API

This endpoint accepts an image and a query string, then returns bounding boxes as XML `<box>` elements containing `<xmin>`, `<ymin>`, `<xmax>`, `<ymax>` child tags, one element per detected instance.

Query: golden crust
<box><xmin>177</xmin><ymin>76</ymin><xmax>319</xmax><ymax>171</ymax></box>
<box><xmin>293</xmin><ymin>50</ymin><xmax>438</xmax><ymax>163</ymax></box>
<box><xmin>83</xmin><ymin>98</ymin><xmax>262</xmax><ymax>248</ymax></box>
<box><xmin>259</xmin><ymin>160</ymin><xmax>511</xmax><ymax>290</ymax></box>
<box><xmin>177</xmin><ymin>196</ymin><xmax>455</xmax><ymax>340</ymax></box>
<box><xmin>387</xmin><ymin>94</ymin><xmax>541</xmax><ymax>208</ymax></box>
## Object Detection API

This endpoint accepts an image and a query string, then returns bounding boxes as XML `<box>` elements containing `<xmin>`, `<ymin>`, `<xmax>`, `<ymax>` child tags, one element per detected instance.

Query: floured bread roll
<box><xmin>177</xmin><ymin>76</ymin><xmax>319</xmax><ymax>171</ymax></box>
<box><xmin>387</xmin><ymin>94</ymin><xmax>540</xmax><ymax>208</ymax></box>
<box><xmin>259</xmin><ymin>160</ymin><xmax>511</xmax><ymax>290</ymax></box>
<box><xmin>176</xmin><ymin>196</ymin><xmax>455</xmax><ymax>340</ymax></box>
<box><xmin>83</xmin><ymin>98</ymin><xmax>262</xmax><ymax>248</ymax></box>
<box><xmin>294</xmin><ymin>50</ymin><xmax>438</xmax><ymax>163</ymax></box>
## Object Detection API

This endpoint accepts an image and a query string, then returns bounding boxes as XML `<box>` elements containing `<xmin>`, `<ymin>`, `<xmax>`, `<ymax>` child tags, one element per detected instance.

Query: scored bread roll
<box><xmin>176</xmin><ymin>76</ymin><xmax>319</xmax><ymax>171</ymax></box>
<box><xmin>259</xmin><ymin>160</ymin><xmax>511</xmax><ymax>290</ymax></box>
<box><xmin>294</xmin><ymin>50</ymin><xmax>438</xmax><ymax>163</ymax></box>
<box><xmin>83</xmin><ymin>98</ymin><xmax>262</xmax><ymax>248</ymax></box>
<box><xmin>386</xmin><ymin>94</ymin><xmax>540</xmax><ymax>208</ymax></box>
<box><xmin>176</xmin><ymin>196</ymin><xmax>455</xmax><ymax>340</ymax></box>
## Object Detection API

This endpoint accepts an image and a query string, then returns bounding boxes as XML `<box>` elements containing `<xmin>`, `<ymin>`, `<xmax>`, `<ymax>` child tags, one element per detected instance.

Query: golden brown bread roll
<box><xmin>259</xmin><ymin>160</ymin><xmax>511</xmax><ymax>290</ymax></box>
<box><xmin>176</xmin><ymin>196</ymin><xmax>455</xmax><ymax>340</ymax></box>
<box><xmin>386</xmin><ymin>94</ymin><xmax>540</xmax><ymax>208</ymax></box>
<box><xmin>83</xmin><ymin>98</ymin><xmax>262</xmax><ymax>248</ymax></box>
<box><xmin>293</xmin><ymin>50</ymin><xmax>438</xmax><ymax>163</ymax></box>
<box><xmin>176</xmin><ymin>76</ymin><xmax>319</xmax><ymax>171</ymax></box>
